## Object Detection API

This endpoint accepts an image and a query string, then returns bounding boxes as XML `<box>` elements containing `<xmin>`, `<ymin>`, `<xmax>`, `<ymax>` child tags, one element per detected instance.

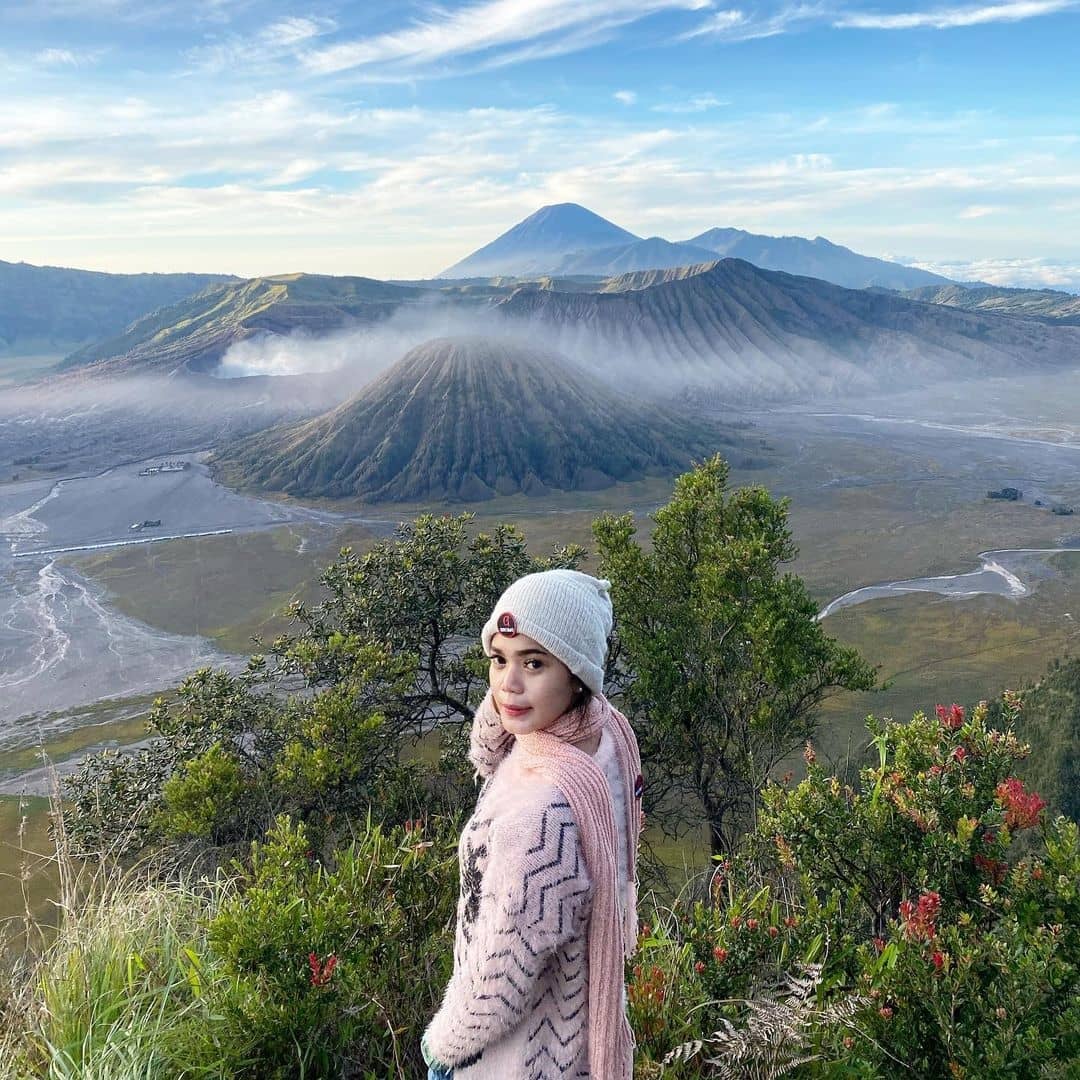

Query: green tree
<box><xmin>63</xmin><ymin>514</ymin><xmax>583</xmax><ymax>857</ymax></box>
<box><xmin>277</xmin><ymin>512</ymin><xmax>583</xmax><ymax>730</ymax></box>
<box><xmin>594</xmin><ymin>454</ymin><xmax>876</xmax><ymax>857</ymax></box>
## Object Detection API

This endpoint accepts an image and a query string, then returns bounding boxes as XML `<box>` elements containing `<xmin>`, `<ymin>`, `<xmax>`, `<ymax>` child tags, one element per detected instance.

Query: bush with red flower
<box><xmin>629</xmin><ymin>692</ymin><xmax>1080</xmax><ymax>1078</ymax></box>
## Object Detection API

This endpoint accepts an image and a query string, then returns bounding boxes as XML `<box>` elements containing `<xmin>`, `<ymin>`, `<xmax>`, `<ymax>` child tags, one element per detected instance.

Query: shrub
<box><xmin>637</xmin><ymin>695</ymin><xmax>1080</xmax><ymax>1078</ymax></box>
<box><xmin>200</xmin><ymin>812</ymin><xmax>459</xmax><ymax>1078</ymax></box>
<box><xmin>3</xmin><ymin>815</ymin><xmax>459</xmax><ymax>1079</ymax></box>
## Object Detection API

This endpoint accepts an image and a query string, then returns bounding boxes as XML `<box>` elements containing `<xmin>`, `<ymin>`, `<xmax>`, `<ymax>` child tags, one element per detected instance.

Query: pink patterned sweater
<box><xmin>423</xmin><ymin>727</ymin><xmax>630</xmax><ymax>1079</ymax></box>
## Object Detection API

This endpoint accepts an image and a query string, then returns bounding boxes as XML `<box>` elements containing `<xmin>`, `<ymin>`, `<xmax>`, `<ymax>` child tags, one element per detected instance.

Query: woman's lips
<box><xmin>501</xmin><ymin>704</ymin><xmax>532</xmax><ymax>717</ymax></box>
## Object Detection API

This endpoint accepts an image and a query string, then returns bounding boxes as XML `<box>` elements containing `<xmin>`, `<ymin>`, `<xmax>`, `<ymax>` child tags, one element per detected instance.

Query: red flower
<box><xmin>932</xmin><ymin>951</ymin><xmax>945</xmax><ymax>972</ymax></box>
<box><xmin>308</xmin><ymin>952</ymin><xmax>338</xmax><ymax>988</ymax></box>
<box><xmin>694</xmin><ymin>960</ymin><xmax>706</xmax><ymax>974</ymax></box>
<box><xmin>995</xmin><ymin>778</ymin><xmax>1047</xmax><ymax>830</ymax></box>
<box><xmin>730</xmin><ymin>915</ymin><xmax>742</xmax><ymax>929</ymax></box>
<box><xmin>899</xmin><ymin>891</ymin><xmax>940</xmax><ymax>942</ymax></box>
<box><xmin>746</xmin><ymin>918</ymin><xmax>759</xmax><ymax>931</ymax></box>
<box><xmin>952</xmin><ymin>746</ymin><xmax>967</xmax><ymax>763</ymax></box>
<box><xmin>873</xmin><ymin>936</ymin><xmax>886</xmax><ymax>953</ymax></box>
<box><xmin>713</xmin><ymin>946</ymin><xmax>728</xmax><ymax>962</ymax></box>
<box><xmin>768</xmin><ymin>925</ymin><xmax>779</xmax><ymax>938</ymax></box>
<box><xmin>936</xmin><ymin>704</ymin><xmax>965</xmax><ymax>730</ymax></box>
<box><xmin>879</xmin><ymin>1006</ymin><xmax>894</xmax><ymax>1020</ymax></box>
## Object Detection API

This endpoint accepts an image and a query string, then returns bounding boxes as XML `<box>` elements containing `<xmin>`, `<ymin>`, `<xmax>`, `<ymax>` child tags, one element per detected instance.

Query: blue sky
<box><xmin>3</xmin><ymin>0</ymin><xmax>1079</xmax><ymax>288</ymax></box>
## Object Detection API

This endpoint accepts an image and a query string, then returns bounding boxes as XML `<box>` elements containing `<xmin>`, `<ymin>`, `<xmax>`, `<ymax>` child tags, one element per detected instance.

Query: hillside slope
<box><xmin>59</xmin><ymin>274</ymin><xmax>433</xmax><ymax>377</ymax></box>
<box><xmin>553</xmin><ymin>237</ymin><xmax>721</xmax><ymax>276</ymax></box>
<box><xmin>212</xmin><ymin>336</ymin><xmax>735</xmax><ymax>502</ymax></box>
<box><xmin>494</xmin><ymin>260</ymin><xmax>1080</xmax><ymax>400</ymax></box>
<box><xmin>903</xmin><ymin>283</ymin><xmax>1080</xmax><ymax>323</ymax></box>
<box><xmin>0</xmin><ymin>259</ymin><xmax>233</xmax><ymax>357</ymax></box>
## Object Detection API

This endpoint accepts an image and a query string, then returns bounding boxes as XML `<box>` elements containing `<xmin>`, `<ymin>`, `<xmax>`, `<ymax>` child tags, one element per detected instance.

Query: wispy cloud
<box><xmin>686</xmin><ymin>0</ymin><xmax>1075</xmax><ymax>38</ymax></box>
<box><xmin>835</xmin><ymin>0</ymin><xmax>1077</xmax><ymax>28</ymax></box>
<box><xmin>301</xmin><ymin>0</ymin><xmax>711</xmax><ymax>75</ymax></box>
<box><xmin>683</xmin><ymin>4</ymin><xmax>825</xmax><ymax>41</ymax></box>
<box><xmin>186</xmin><ymin>14</ymin><xmax>336</xmax><ymax>73</ymax></box>
<box><xmin>958</xmin><ymin>204</ymin><xmax>1003</xmax><ymax>218</ymax></box>
<box><xmin>614</xmin><ymin>89</ymin><xmax>637</xmax><ymax>105</ymax></box>
<box><xmin>652</xmin><ymin>92</ymin><xmax>729</xmax><ymax>112</ymax></box>
<box><xmin>34</xmin><ymin>47</ymin><xmax>80</xmax><ymax>65</ymax></box>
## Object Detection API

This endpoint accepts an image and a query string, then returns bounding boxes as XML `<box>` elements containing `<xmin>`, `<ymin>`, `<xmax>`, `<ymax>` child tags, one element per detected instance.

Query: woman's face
<box><xmin>488</xmin><ymin>632</ymin><xmax>579</xmax><ymax>736</ymax></box>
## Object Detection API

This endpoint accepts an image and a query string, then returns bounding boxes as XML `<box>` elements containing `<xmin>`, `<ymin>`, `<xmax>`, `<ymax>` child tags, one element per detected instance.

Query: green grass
<box><xmin>0</xmin><ymin>857</ymin><xmax>236</xmax><ymax>1080</ymax></box>
<box><xmin>67</xmin><ymin>524</ymin><xmax>377</xmax><ymax>655</ymax></box>
<box><xmin>815</xmin><ymin>553</ymin><xmax>1080</xmax><ymax>765</ymax></box>
<box><xmin>0</xmin><ymin>796</ymin><xmax>57</xmax><ymax>951</ymax></box>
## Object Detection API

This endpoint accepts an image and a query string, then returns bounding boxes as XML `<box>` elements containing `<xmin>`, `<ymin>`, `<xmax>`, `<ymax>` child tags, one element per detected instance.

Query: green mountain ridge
<box><xmin>59</xmin><ymin>274</ymin><xmax>433</xmax><ymax>377</ymax></box>
<box><xmin>0</xmin><ymin>258</ymin><xmax>234</xmax><ymax>359</ymax></box>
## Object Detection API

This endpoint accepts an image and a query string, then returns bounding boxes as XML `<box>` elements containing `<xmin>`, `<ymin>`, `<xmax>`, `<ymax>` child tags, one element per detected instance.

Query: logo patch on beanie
<box><xmin>634</xmin><ymin>773</ymin><xmax>644</xmax><ymax>800</ymax></box>
<box><xmin>496</xmin><ymin>611</ymin><xmax>518</xmax><ymax>637</ymax></box>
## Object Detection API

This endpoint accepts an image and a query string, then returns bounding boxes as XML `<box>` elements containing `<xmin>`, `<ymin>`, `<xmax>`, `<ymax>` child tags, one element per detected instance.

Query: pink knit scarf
<box><xmin>470</xmin><ymin>691</ymin><xmax>642</xmax><ymax>1080</ymax></box>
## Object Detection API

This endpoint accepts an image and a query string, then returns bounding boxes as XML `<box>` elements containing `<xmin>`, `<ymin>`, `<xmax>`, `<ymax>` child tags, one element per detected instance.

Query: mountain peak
<box><xmin>438</xmin><ymin>203</ymin><xmax>638</xmax><ymax>279</ymax></box>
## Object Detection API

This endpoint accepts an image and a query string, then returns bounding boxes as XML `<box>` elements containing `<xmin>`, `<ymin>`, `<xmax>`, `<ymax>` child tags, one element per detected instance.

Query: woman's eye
<box><xmin>525</xmin><ymin>659</ymin><xmax>543</xmax><ymax>670</ymax></box>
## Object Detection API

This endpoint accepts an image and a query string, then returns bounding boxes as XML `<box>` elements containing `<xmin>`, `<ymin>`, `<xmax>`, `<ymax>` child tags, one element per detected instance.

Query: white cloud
<box><xmin>301</xmin><ymin>0</ymin><xmax>711</xmax><ymax>74</ymax></box>
<box><xmin>614</xmin><ymin>89</ymin><xmax>637</xmax><ymax>105</ymax></box>
<box><xmin>958</xmin><ymin>204</ymin><xmax>1003</xmax><ymax>218</ymax></box>
<box><xmin>652</xmin><ymin>92</ymin><xmax>729</xmax><ymax>113</ymax></box>
<box><xmin>683</xmin><ymin>4</ymin><xmax>825</xmax><ymax>40</ymax></box>
<box><xmin>684</xmin><ymin>0</ymin><xmax>1074</xmax><ymax>39</ymax></box>
<box><xmin>835</xmin><ymin>0</ymin><xmax>1076</xmax><ymax>28</ymax></box>
<box><xmin>262</xmin><ymin>16</ymin><xmax>330</xmax><ymax>47</ymax></box>
<box><xmin>34</xmin><ymin>47</ymin><xmax>79</xmax><ymax>65</ymax></box>
<box><xmin>902</xmin><ymin>256</ymin><xmax>1080</xmax><ymax>291</ymax></box>
<box><xmin>186</xmin><ymin>13</ymin><xmax>335</xmax><ymax>72</ymax></box>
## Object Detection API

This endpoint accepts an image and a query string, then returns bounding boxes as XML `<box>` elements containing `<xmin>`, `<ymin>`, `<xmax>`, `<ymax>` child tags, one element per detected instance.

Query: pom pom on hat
<box><xmin>481</xmin><ymin>570</ymin><xmax>613</xmax><ymax>694</ymax></box>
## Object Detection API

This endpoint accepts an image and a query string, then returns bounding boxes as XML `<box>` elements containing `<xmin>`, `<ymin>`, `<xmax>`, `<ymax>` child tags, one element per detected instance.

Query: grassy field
<box><xmin>65</xmin><ymin>432</ymin><xmax>1080</xmax><ymax>760</ymax></box>
<box><xmin>0</xmin><ymin>796</ymin><xmax>58</xmax><ymax>952</ymax></box>
<box><xmin>67</xmin><ymin>523</ymin><xmax>379</xmax><ymax>655</ymax></box>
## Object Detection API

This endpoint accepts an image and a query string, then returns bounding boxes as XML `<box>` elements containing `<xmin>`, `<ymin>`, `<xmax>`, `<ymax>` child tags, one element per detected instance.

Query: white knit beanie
<box><xmin>481</xmin><ymin>569</ymin><xmax>614</xmax><ymax>694</ymax></box>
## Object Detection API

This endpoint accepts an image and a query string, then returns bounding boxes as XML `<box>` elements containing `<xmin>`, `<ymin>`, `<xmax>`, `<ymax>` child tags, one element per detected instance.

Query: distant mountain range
<box><xmin>0</xmin><ymin>259</ymin><xmax>234</xmax><ymax>358</ymax></box>
<box><xmin>212</xmin><ymin>336</ymin><xmax>735</xmax><ymax>502</ymax></box>
<box><xmin>439</xmin><ymin>203</ymin><xmax>954</xmax><ymax>290</ymax></box>
<box><xmin>55</xmin><ymin>260</ymin><xmax>1080</xmax><ymax>403</ymax></box>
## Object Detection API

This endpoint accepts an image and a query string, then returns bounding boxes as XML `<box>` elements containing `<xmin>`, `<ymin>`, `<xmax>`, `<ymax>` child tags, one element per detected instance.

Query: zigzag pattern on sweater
<box><xmin>424</xmin><ymin>788</ymin><xmax>594</xmax><ymax>1078</ymax></box>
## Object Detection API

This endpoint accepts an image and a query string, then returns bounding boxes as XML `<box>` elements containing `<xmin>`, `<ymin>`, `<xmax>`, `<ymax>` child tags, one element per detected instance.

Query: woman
<box><xmin>421</xmin><ymin>569</ymin><xmax>643</xmax><ymax>1079</ymax></box>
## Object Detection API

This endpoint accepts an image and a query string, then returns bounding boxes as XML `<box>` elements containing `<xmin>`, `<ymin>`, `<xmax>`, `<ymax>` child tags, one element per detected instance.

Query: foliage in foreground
<box><xmin>2</xmin><ymin>814</ymin><xmax>459</xmax><ymax>1080</ymax></box>
<box><xmin>595</xmin><ymin>454</ymin><xmax>877</xmax><ymax>857</ymax></box>
<box><xmin>62</xmin><ymin>513</ymin><xmax>582</xmax><ymax>860</ymax></box>
<box><xmin>7</xmin><ymin>698</ymin><xmax>1077</xmax><ymax>1079</ymax></box>
<box><xmin>628</xmin><ymin>696</ymin><xmax>1080</xmax><ymax>1078</ymax></box>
